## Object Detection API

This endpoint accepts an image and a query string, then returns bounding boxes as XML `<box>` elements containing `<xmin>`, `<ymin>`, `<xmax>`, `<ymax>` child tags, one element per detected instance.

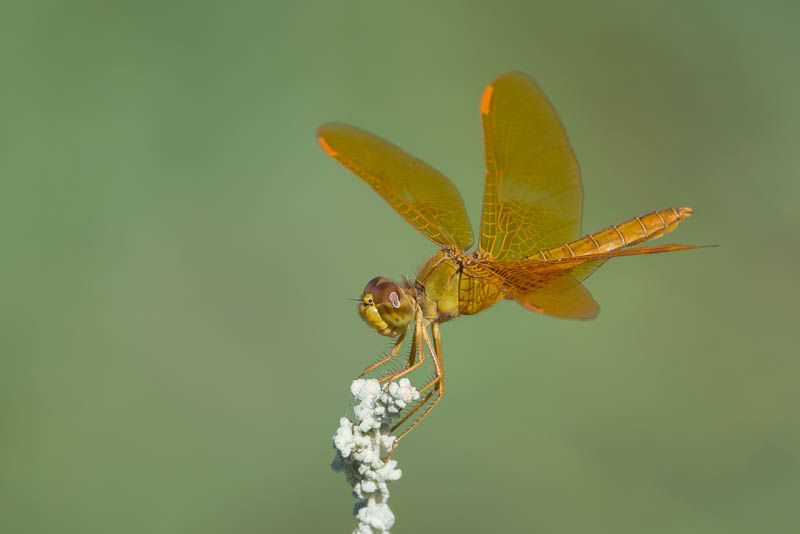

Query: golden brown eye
<box><xmin>372</xmin><ymin>281</ymin><xmax>402</xmax><ymax>305</ymax></box>
<box><xmin>373</xmin><ymin>281</ymin><xmax>413</xmax><ymax>327</ymax></box>
<box><xmin>362</xmin><ymin>276</ymin><xmax>388</xmax><ymax>297</ymax></box>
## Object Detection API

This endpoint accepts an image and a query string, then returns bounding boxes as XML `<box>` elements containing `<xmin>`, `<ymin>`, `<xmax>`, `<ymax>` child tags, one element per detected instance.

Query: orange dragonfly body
<box><xmin>317</xmin><ymin>72</ymin><xmax>706</xmax><ymax>458</ymax></box>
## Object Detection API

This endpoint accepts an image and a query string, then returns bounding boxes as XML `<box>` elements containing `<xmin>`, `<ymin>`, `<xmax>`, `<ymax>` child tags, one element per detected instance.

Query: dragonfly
<box><xmin>317</xmin><ymin>72</ymin><xmax>707</xmax><ymax>459</ymax></box>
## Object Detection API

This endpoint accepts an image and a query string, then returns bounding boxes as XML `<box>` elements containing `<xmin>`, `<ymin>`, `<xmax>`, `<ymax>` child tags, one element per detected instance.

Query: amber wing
<box><xmin>479</xmin><ymin>72</ymin><xmax>583</xmax><ymax>259</ymax></box>
<box><xmin>317</xmin><ymin>123</ymin><xmax>474</xmax><ymax>250</ymax></box>
<box><xmin>470</xmin><ymin>256</ymin><xmax>604</xmax><ymax>319</ymax></box>
<box><xmin>475</xmin><ymin>244</ymin><xmax>709</xmax><ymax>319</ymax></box>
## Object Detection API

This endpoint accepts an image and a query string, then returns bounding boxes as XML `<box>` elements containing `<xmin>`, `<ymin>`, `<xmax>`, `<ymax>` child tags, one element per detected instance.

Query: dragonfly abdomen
<box><xmin>538</xmin><ymin>207</ymin><xmax>694</xmax><ymax>260</ymax></box>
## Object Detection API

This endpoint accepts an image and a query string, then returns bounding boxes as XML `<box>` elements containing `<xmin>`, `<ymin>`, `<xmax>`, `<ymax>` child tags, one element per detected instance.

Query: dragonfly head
<box><xmin>359</xmin><ymin>276</ymin><xmax>414</xmax><ymax>337</ymax></box>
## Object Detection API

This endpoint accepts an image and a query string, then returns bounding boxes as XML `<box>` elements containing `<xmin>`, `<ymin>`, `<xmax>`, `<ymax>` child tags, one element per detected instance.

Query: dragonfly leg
<box><xmin>377</xmin><ymin>311</ymin><xmax>425</xmax><ymax>385</ymax></box>
<box><xmin>412</xmin><ymin>321</ymin><xmax>445</xmax><ymax>395</ymax></box>
<box><xmin>358</xmin><ymin>323</ymin><xmax>409</xmax><ymax>378</ymax></box>
<box><xmin>384</xmin><ymin>322</ymin><xmax>445</xmax><ymax>461</ymax></box>
<box><xmin>388</xmin><ymin>388</ymin><xmax>436</xmax><ymax>436</ymax></box>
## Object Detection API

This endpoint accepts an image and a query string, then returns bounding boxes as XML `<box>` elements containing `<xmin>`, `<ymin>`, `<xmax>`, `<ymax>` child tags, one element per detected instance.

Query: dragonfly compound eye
<box><xmin>362</xmin><ymin>276</ymin><xmax>389</xmax><ymax>297</ymax></box>
<box><xmin>373</xmin><ymin>281</ymin><xmax>414</xmax><ymax>328</ymax></box>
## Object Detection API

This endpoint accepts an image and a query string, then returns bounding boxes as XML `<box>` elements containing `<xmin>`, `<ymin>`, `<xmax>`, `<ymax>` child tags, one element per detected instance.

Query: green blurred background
<box><xmin>2</xmin><ymin>1</ymin><xmax>798</xmax><ymax>532</ymax></box>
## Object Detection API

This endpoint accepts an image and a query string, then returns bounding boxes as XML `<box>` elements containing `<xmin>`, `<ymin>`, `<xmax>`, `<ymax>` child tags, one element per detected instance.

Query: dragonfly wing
<box><xmin>477</xmin><ymin>243</ymin><xmax>708</xmax><ymax>319</ymax></box>
<box><xmin>473</xmin><ymin>257</ymin><xmax>606</xmax><ymax>319</ymax></box>
<box><xmin>539</xmin><ymin>243</ymin><xmax>712</xmax><ymax>263</ymax></box>
<box><xmin>479</xmin><ymin>72</ymin><xmax>582</xmax><ymax>259</ymax></box>
<box><xmin>515</xmin><ymin>274</ymin><xmax>599</xmax><ymax>319</ymax></box>
<box><xmin>317</xmin><ymin>123</ymin><xmax>474</xmax><ymax>250</ymax></box>
<box><xmin>480</xmin><ymin>257</ymin><xmax>607</xmax><ymax>291</ymax></box>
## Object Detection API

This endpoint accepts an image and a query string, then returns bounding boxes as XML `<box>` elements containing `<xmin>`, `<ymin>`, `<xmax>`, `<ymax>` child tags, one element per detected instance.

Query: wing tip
<box><xmin>480</xmin><ymin>84</ymin><xmax>494</xmax><ymax>115</ymax></box>
<box><xmin>317</xmin><ymin>135</ymin><xmax>338</xmax><ymax>157</ymax></box>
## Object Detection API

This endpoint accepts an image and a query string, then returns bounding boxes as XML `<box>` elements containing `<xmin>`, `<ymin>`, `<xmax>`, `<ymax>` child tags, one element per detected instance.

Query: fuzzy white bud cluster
<box><xmin>332</xmin><ymin>378</ymin><xmax>420</xmax><ymax>534</ymax></box>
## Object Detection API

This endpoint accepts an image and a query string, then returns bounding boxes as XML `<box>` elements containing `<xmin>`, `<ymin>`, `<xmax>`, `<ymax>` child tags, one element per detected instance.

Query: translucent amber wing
<box><xmin>317</xmin><ymin>123</ymin><xmax>474</xmax><ymax>250</ymax></box>
<box><xmin>515</xmin><ymin>274</ymin><xmax>599</xmax><ymax>319</ymax></box>
<box><xmin>466</xmin><ymin>257</ymin><xmax>604</xmax><ymax>319</ymax></box>
<box><xmin>476</xmin><ymin>243</ymin><xmax>709</xmax><ymax>319</ymax></box>
<box><xmin>541</xmin><ymin>243</ymin><xmax>712</xmax><ymax>263</ymax></box>
<box><xmin>478</xmin><ymin>257</ymin><xmax>607</xmax><ymax>293</ymax></box>
<box><xmin>479</xmin><ymin>72</ymin><xmax>582</xmax><ymax>259</ymax></box>
<box><xmin>481</xmin><ymin>244</ymin><xmax>706</xmax><ymax>292</ymax></box>
<box><xmin>498</xmin><ymin>262</ymin><xmax>602</xmax><ymax>319</ymax></box>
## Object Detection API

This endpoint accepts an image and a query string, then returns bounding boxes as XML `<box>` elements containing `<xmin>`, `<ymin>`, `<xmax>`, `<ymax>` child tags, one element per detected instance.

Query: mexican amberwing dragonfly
<box><xmin>317</xmin><ymin>72</ymin><xmax>706</xmax><ymax>459</ymax></box>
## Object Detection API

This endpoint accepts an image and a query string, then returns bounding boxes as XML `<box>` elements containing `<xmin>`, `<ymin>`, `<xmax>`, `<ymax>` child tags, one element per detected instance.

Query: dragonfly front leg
<box><xmin>358</xmin><ymin>323</ymin><xmax>410</xmax><ymax>378</ymax></box>
<box><xmin>378</xmin><ymin>310</ymin><xmax>425</xmax><ymax>385</ymax></box>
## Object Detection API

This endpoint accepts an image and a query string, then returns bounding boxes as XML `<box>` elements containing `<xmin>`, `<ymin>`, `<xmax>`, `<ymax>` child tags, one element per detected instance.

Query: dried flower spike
<box><xmin>332</xmin><ymin>378</ymin><xmax>419</xmax><ymax>534</ymax></box>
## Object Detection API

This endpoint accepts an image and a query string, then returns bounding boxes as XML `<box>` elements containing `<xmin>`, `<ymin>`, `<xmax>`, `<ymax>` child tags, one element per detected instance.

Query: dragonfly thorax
<box><xmin>359</xmin><ymin>276</ymin><xmax>415</xmax><ymax>337</ymax></box>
